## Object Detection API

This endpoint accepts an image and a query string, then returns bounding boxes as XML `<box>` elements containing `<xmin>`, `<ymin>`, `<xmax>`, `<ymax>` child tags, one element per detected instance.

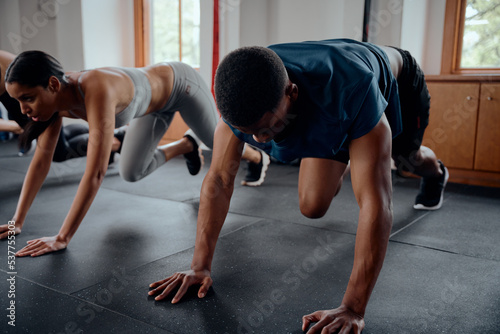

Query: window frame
<box><xmin>134</xmin><ymin>0</ymin><xmax>199</xmax><ymax>68</ymax></box>
<box><xmin>442</xmin><ymin>0</ymin><xmax>500</xmax><ymax>75</ymax></box>
<box><xmin>134</xmin><ymin>0</ymin><xmax>150</xmax><ymax>67</ymax></box>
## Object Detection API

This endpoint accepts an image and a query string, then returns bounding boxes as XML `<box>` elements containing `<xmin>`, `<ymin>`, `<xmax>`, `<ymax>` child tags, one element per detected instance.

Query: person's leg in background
<box><xmin>392</xmin><ymin>48</ymin><xmax>448</xmax><ymax>210</ymax></box>
<box><xmin>170</xmin><ymin>62</ymin><xmax>270</xmax><ymax>185</ymax></box>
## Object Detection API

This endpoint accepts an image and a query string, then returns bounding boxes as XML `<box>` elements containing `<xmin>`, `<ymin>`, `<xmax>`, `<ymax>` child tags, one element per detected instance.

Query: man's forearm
<box><xmin>341</xmin><ymin>205</ymin><xmax>393</xmax><ymax>316</ymax></box>
<box><xmin>191</xmin><ymin>171</ymin><xmax>235</xmax><ymax>272</ymax></box>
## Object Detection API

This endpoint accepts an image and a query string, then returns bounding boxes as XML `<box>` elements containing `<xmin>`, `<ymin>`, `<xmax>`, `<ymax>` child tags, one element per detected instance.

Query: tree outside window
<box><xmin>150</xmin><ymin>0</ymin><xmax>200</xmax><ymax>68</ymax></box>
<box><xmin>460</xmin><ymin>0</ymin><xmax>500</xmax><ymax>69</ymax></box>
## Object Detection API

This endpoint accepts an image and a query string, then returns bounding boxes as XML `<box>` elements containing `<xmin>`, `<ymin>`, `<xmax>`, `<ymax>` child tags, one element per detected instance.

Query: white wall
<box><xmin>401</xmin><ymin>0</ymin><xmax>428</xmax><ymax>66</ymax></box>
<box><xmin>0</xmin><ymin>0</ymin><xmax>83</xmax><ymax>71</ymax></box>
<box><xmin>367</xmin><ymin>0</ymin><xmax>404</xmax><ymax>47</ymax></box>
<box><xmin>55</xmin><ymin>0</ymin><xmax>84</xmax><ymax>71</ymax></box>
<box><xmin>227</xmin><ymin>0</ymin><xmax>448</xmax><ymax>76</ymax></box>
<box><xmin>367</xmin><ymin>0</ymin><xmax>446</xmax><ymax>74</ymax></box>
<box><xmin>81</xmin><ymin>0</ymin><xmax>134</xmax><ymax>69</ymax></box>
<box><xmin>0</xmin><ymin>0</ymin><xmax>22</xmax><ymax>55</ymax></box>
<box><xmin>240</xmin><ymin>0</ymin><xmax>269</xmax><ymax>47</ymax></box>
<box><xmin>0</xmin><ymin>0</ymin><xmax>448</xmax><ymax>81</ymax></box>
<box><xmin>199</xmin><ymin>0</ymin><xmax>214</xmax><ymax>87</ymax></box>
<box><xmin>422</xmin><ymin>0</ymin><xmax>446</xmax><ymax>75</ymax></box>
<box><xmin>0</xmin><ymin>0</ymin><xmax>134</xmax><ymax>71</ymax></box>
<box><xmin>238</xmin><ymin>0</ymin><xmax>364</xmax><ymax>48</ymax></box>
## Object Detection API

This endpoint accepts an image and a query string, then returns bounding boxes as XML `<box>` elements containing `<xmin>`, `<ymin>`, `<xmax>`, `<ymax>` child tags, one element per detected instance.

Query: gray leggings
<box><xmin>119</xmin><ymin>62</ymin><xmax>219</xmax><ymax>182</ymax></box>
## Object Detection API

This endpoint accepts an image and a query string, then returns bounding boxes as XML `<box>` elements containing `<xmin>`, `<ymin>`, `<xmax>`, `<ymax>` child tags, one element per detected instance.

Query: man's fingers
<box><xmin>150</xmin><ymin>275</ymin><xmax>176</xmax><ymax>289</ymax></box>
<box><xmin>337</xmin><ymin>323</ymin><xmax>353</xmax><ymax>334</ymax></box>
<box><xmin>198</xmin><ymin>277</ymin><xmax>213</xmax><ymax>298</ymax></box>
<box><xmin>321</xmin><ymin>318</ymin><xmax>342</xmax><ymax>334</ymax></box>
<box><xmin>149</xmin><ymin>278</ymin><xmax>168</xmax><ymax>288</ymax></box>
<box><xmin>171</xmin><ymin>277</ymin><xmax>193</xmax><ymax>304</ymax></box>
<box><xmin>154</xmin><ymin>280</ymin><xmax>182</xmax><ymax>301</ymax></box>
<box><xmin>305</xmin><ymin>314</ymin><xmax>336</xmax><ymax>334</ymax></box>
<box><xmin>302</xmin><ymin>311</ymin><xmax>322</xmax><ymax>331</ymax></box>
<box><xmin>350</xmin><ymin>320</ymin><xmax>363</xmax><ymax>334</ymax></box>
<box><xmin>149</xmin><ymin>280</ymin><xmax>172</xmax><ymax>296</ymax></box>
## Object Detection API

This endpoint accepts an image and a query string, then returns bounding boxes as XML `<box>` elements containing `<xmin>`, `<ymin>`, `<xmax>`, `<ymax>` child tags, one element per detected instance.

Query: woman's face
<box><xmin>6</xmin><ymin>79</ymin><xmax>59</xmax><ymax>122</ymax></box>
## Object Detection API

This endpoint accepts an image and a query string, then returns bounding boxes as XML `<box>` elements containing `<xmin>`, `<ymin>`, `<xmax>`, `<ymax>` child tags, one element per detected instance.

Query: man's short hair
<box><xmin>214</xmin><ymin>46</ymin><xmax>288</xmax><ymax>127</ymax></box>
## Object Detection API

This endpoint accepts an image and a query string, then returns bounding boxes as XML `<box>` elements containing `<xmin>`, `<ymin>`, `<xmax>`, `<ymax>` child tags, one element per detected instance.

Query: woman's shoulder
<box><xmin>78</xmin><ymin>67</ymin><xmax>134</xmax><ymax>95</ymax></box>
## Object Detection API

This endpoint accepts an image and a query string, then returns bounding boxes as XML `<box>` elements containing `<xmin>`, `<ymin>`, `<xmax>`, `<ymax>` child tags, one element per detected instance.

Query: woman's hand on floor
<box><xmin>16</xmin><ymin>235</ymin><xmax>68</xmax><ymax>257</ymax></box>
<box><xmin>148</xmin><ymin>269</ymin><xmax>213</xmax><ymax>303</ymax></box>
<box><xmin>0</xmin><ymin>223</ymin><xmax>22</xmax><ymax>239</ymax></box>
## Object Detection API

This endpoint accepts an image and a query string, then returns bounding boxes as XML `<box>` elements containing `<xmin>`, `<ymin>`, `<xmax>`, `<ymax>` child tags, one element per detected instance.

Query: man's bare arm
<box><xmin>149</xmin><ymin>119</ymin><xmax>245</xmax><ymax>302</ymax></box>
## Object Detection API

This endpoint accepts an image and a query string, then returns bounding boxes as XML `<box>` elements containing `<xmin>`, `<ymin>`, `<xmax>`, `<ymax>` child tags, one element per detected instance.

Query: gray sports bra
<box><xmin>72</xmin><ymin>67</ymin><xmax>152</xmax><ymax>128</ymax></box>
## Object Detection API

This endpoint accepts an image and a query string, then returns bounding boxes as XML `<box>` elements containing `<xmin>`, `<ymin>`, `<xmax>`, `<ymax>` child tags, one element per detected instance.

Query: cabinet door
<box><xmin>474</xmin><ymin>83</ymin><xmax>500</xmax><ymax>172</ymax></box>
<box><xmin>423</xmin><ymin>83</ymin><xmax>480</xmax><ymax>169</ymax></box>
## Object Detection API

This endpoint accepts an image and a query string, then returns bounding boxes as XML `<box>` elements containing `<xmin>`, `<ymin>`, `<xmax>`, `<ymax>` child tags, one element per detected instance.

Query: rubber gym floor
<box><xmin>1</xmin><ymin>139</ymin><xmax>499</xmax><ymax>333</ymax></box>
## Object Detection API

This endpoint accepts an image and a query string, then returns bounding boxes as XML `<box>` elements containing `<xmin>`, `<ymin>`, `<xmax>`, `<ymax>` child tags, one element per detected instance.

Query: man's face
<box><xmin>234</xmin><ymin>82</ymin><xmax>297</xmax><ymax>144</ymax></box>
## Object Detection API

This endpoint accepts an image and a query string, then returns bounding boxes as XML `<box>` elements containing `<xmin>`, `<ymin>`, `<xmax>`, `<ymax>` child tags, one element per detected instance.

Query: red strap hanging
<box><xmin>211</xmin><ymin>0</ymin><xmax>219</xmax><ymax>97</ymax></box>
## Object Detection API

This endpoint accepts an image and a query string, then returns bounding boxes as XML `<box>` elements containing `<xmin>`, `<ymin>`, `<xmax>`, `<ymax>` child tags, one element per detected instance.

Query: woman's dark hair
<box><xmin>5</xmin><ymin>50</ymin><xmax>66</xmax><ymax>151</ymax></box>
<box><xmin>214</xmin><ymin>46</ymin><xmax>288</xmax><ymax>127</ymax></box>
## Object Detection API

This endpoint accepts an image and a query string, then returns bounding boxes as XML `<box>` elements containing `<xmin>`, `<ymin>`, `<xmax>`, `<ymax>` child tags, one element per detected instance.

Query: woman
<box><xmin>0</xmin><ymin>50</ymin><xmax>268</xmax><ymax>255</ymax></box>
<box><xmin>1</xmin><ymin>50</ymin><xmax>126</xmax><ymax>159</ymax></box>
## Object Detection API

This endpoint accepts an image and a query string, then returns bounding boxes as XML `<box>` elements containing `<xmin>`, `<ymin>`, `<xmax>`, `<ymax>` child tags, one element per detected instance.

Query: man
<box><xmin>148</xmin><ymin>39</ymin><xmax>448</xmax><ymax>333</ymax></box>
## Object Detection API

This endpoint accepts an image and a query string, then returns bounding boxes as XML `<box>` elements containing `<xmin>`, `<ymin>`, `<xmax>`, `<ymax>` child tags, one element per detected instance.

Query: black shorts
<box><xmin>331</xmin><ymin>47</ymin><xmax>430</xmax><ymax>165</ymax></box>
<box><xmin>390</xmin><ymin>47</ymin><xmax>430</xmax><ymax>162</ymax></box>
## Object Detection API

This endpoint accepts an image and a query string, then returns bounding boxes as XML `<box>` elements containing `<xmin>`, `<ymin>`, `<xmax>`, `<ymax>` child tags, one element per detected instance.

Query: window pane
<box><xmin>151</xmin><ymin>0</ymin><xmax>180</xmax><ymax>64</ymax></box>
<box><xmin>181</xmin><ymin>0</ymin><xmax>200</xmax><ymax>68</ymax></box>
<box><xmin>150</xmin><ymin>0</ymin><xmax>200</xmax><ymax>68</ymax></box>
<box><xmin>461</xmin><ymin>0</ymin><xmax>500</xmax><ymax>68</ymax></box>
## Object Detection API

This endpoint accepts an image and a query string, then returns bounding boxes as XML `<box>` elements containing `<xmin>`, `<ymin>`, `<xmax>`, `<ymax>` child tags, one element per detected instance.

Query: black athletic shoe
<box><xmin>414</xmin><ymin>160</ymin><xmax>449</xmax><ymax>210</ymax></box>
<box><xmin>241</xmin><ymin>151</ymin><xmax>270</xmax><ymax>187</ymax></box>
<box><xmin>109</xmin><ymin>127</ymin><xmax>127</xmax><ymax>165</ymax></box>
<box><xmin>183</xmin><ymin>135</ymin><xmax>203</xmax><ymax>175</ymax></box>
<box><xmin>113</xmin><ymin>127</ymin><xmax>127</xmax><ymax>154</ymax></box>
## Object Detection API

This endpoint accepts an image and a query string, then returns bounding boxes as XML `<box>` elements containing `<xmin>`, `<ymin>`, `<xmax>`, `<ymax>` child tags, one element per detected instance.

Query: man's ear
<box><xmin>287</xmin><ymin>82</ymin><xmax>298</xmax><ymax>102</ymax></box>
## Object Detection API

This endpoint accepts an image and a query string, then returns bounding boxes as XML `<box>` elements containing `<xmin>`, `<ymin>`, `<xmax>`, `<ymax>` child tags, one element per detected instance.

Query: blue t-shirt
<box><xmin>225</xmin><ymin>39</ymin><xmax>402</xmax><ymax>163</ymax></box>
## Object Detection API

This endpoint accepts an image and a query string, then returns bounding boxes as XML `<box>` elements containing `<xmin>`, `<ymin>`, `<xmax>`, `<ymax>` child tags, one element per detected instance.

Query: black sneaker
<box><xmin>414</xmin><ymin>161</ymin><xmax>449</xmax><ymax>210</ymax></box>
<box><xmin>241</xmin><ymin>151</ymin><xmax>270</xmax><ymax>187</ymax></box>
<box><xmin>183</xmin><ymin>135</ymin><xmax>204</xmax><ymax>175</ymax></box>
<box><xmin>113</xmin><ymin>127</ymin><xmax>127</xmax><ymax>154</ymax></box>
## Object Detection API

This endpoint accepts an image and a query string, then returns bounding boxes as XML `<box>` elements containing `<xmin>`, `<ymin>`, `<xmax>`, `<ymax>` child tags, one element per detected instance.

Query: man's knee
<box><xmin>299</xmin><ymin>193</ymin><xmax>331</xmax><ymax>219</ymax></box>
<box><xmin>299</xmin><ymin>180</ymin><xmax>343</xmax><ymax>219</ymax></box>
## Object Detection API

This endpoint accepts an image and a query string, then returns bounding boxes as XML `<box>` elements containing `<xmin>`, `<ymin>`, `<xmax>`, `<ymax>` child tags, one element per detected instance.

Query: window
<box><xmin>134</xmin><ymin>0</ymin><xmax>201</xmax><ymax>68</ymax></box>
<box><xmin>442</xmin><ymin>0</ymin><xmax>500</xmax><ymax>74</ymax></box>
<box><xmin>460</xmin><ymin>0</ymin><xmax>500</xmax><ymax>69</ymax></box>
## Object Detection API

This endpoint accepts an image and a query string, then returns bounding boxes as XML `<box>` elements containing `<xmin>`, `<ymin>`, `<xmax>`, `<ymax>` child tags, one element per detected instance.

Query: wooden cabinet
<box><xmin>424</xmin><ymin>77</ymin><xmax>500</xmax><ymax>186</ymax></box>
<box><xmin>424</xmin><ymin>83</ymin><xmax>479</xmax><ymax>169</ymax></box>
<box><xmin>475</xmin><ymin>84</ymin><xmax>500</xmax><ymax>172</ymax></box>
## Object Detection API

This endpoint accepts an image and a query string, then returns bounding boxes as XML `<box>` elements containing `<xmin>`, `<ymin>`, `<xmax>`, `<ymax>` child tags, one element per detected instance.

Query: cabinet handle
<box><xmin>487</xmin><ymin>96</ymin><xmax>493</xmax><ymax>101</ymax></box>
<box><xmin>466</xmin><ymin>96</ymin><xmax>472</xmax><ymax>100</ymax></box>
